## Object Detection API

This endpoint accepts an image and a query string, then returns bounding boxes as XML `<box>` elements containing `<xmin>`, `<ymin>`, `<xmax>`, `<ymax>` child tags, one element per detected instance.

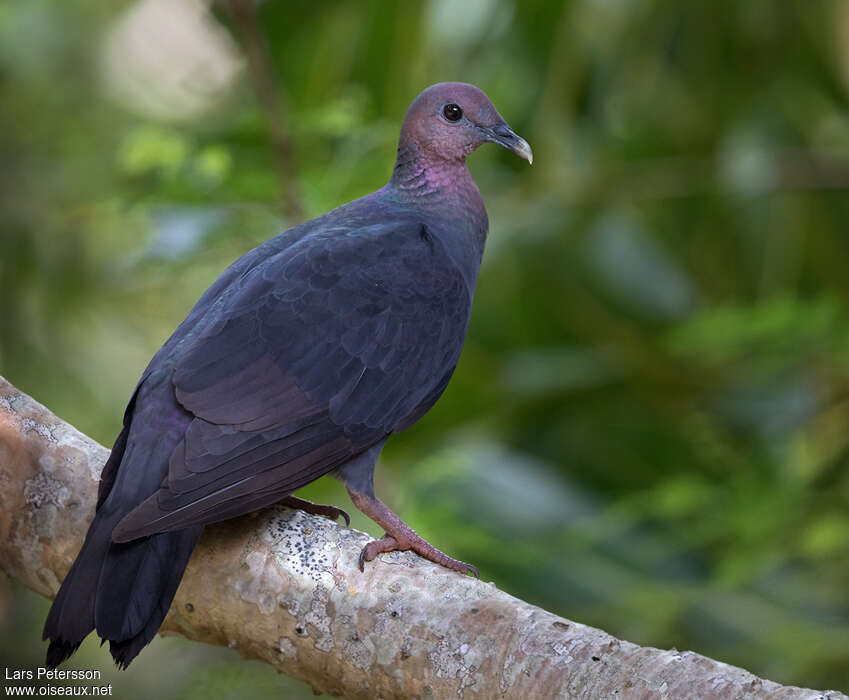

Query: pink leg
<box><xmin>347</xmin><ymin>488</ymin><xmax>479</xmax><ymax>578</ymax></box>
<box><xmin>280</xmin><ymin>495</ymin><xmax>350</xmax><ymax>526</ymax></box>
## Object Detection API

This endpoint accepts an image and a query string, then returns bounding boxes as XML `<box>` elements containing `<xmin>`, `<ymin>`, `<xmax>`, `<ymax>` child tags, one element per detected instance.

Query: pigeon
<box><xmin>43</xmin><ymin>82</ymin><xmax>532</xmax><ymax>669</ymax></box>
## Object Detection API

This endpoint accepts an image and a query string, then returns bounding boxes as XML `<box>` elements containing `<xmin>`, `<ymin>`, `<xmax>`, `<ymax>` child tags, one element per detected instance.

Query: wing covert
<box><xmin>175</xmin><ymin>220</ymin><xmax>470</xmax><ymax>432</ymax></box>
<box><xmin>113</xmin><ymin>219</ymin><xmax>471</xmax><ymax>540</ymax></box>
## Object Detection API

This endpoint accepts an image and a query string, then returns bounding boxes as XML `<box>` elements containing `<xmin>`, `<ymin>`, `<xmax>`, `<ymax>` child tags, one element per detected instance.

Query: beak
<box><xmin>482</xmin><ymin>123</ymin><xmax>533</xmax><ymax>164</ymax></box>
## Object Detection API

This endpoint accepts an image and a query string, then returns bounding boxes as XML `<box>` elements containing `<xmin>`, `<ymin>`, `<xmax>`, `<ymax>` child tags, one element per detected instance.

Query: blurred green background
<box><xmin>2</xmin><ymin>0</ymin><xmax>849</xmax><ymax>696</ymax></box>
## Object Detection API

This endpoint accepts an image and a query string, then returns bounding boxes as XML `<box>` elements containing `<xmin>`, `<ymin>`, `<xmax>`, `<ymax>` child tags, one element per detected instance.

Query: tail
<box><xmin>43</xmin><ymin>384</ymin><xmax>203</xmax><ymax>669</ymax></box>
<box><xmin>43</xmin><ymin>510</ymin><xmax>202</xmax><ymax>669</ymax></box>
<box><xmin>100</xmin><ymin>525</ymin><xmax>202</xmax><ymax>668</ymax></box>
<box><xmin>42</xmin><ymin>507</ymin><xmax>121</xmax><ymax>667</ymax></box>
<box><xmin>43</xmin><ymin>423</ymin><xmax>131</xmax><ymax>668</ymax></box>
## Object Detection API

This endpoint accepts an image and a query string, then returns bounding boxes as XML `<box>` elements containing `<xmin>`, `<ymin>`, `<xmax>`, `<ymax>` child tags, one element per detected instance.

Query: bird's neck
<box><xmin>388</xmin><ymin>142</ymin><xmax>489</xmax><ymax>289</ymax></box>
<box><xmin>390</xmin><ymin>142</ymin><xmax>484</xmax><ymax>213</ymax></box>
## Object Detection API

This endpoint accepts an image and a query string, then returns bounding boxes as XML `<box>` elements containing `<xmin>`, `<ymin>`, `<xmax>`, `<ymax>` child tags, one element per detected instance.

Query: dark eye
<box><xmin>442</xmin><ymin>103</ymin><xmax>463</xmax><ymax>122</ymax></box>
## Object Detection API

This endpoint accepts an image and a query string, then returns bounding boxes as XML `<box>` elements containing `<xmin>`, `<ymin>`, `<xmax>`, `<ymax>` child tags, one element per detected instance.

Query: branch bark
<box><xmin>0</xmin><ymin>375</ymin><xmax>844</xmax><ymax>700</ymax></box>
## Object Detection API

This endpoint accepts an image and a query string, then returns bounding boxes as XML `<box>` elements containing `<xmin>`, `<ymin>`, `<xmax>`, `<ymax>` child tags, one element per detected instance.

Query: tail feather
<box><xmin>96</xmin><ymin>534</ymin><xmax>177</xmax><ymax>641</ymax></box>
<box><xmin>43</xmin><ymin>523</ymin><xmax>202</xmax><ymax>670</ymax></box>
<box><xmin>43</xmin><ymin>371</ymin><xmax>200</xmax><ymax>669</ymax></box>
<box><xmin>45</xmin><ymin>639</ymin><xmax>82</xmax><ymax>670</ymax></box>
<box><xmin>43</xmin><ymin>425</ymin><xmax>133</xmax><ymax>661</ymax></box>
<box><xmin>42</xmin><ymin>509</ymin><xmax>122</xmax><ymax>667</ymax></box>
<box><xmin>105</xmin><ymin>526</ymin><xmax>202</xmax><ymax>669</ymax></box>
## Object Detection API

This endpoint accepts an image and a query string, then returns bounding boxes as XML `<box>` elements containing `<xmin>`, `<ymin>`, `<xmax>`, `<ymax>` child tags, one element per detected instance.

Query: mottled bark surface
<box><xmin>0</xmin><ymin>375</ymin><xmax>844</xmax><ymax>700</ymax></box>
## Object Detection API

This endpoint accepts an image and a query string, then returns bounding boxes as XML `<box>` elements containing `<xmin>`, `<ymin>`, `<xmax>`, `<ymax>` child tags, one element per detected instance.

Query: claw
<box><xmin>312</xmin><ymin>504</ymin><xmax>350</xmax><ymax>525</ymax></box>
<box><xmin>333</xmin><ymin>507</ymin><xmax>351</xmax><ymax>527</ymax></box>
<box><xmin>280</xmin><ymin>496</ymin><xmax>350</xmax><ymax>526</ymax></box>
<box><xmin>358</xmin><ymin>534</ymin><xmax>400</xmax><ymax>572</ymax></box>
<box><xmin>355</xmin><ymin>530</ymin><xmax>478</xmax><ymax>577</ymax></box>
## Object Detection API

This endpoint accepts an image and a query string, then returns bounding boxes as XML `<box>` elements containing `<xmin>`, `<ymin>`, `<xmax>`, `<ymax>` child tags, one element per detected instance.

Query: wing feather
<box><xmin>113</xmin><ymin>219</ymin><xmax>470</xmax><ymax>540</ymax></box>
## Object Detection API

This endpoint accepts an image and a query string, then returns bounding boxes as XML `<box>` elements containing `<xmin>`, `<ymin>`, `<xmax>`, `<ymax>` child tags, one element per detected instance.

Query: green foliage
<box><xmin>2</xmin><ymin>0</ymin><xmax>849</xmax><ymax>695</ymax></box>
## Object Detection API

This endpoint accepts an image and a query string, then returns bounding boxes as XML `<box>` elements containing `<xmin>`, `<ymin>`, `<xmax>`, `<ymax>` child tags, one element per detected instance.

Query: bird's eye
<box><xmin>442</xmin><ymin>103</ymin><xmax>463</xmax><ymax>122</ymax></box>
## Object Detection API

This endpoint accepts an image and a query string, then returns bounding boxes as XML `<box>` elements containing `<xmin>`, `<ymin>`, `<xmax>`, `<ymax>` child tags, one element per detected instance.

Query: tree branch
<box><xmin>0</xmin><ymin>375</ymin><xmax>843</xmax><ymax>699</ymax></box>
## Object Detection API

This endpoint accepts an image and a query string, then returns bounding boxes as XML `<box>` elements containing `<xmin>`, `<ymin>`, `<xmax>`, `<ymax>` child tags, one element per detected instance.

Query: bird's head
<box><xmin>399</xmin><ymin>82</ymin><xmax>532</xmax><ymax>166</ymax></box>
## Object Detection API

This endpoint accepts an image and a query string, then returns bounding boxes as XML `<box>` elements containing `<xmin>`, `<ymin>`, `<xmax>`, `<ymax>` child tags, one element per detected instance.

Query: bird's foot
<box><xmin>358</xmin><ymin>532</ymin><xmax>479</xmax><ymax>578</ymax></box>
<box><xmin>346</xmin><ymin>488</ymin><xmax>479</xmax><ymax>577</ymax></box>
<box><xmin>280</xmin><ymin>495</ymin><xmax>350</xmax><ymax>526</ymax></box>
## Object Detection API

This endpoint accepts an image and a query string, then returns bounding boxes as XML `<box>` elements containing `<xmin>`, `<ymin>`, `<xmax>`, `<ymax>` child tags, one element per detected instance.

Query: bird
<box><xmin>43</xmin><ymin>81</ymin><xmax>532</xmax><ymax>669</ymax></box>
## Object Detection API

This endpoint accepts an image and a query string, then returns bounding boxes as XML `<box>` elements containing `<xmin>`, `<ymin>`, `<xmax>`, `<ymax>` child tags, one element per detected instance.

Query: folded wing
<box><xmin>113</xmin><ymin>220</ymin><xmax>470</xmax><ymax>541</ymax></box>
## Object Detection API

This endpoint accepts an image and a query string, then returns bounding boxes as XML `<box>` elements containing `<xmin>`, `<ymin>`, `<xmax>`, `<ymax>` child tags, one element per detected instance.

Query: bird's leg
<box><xmin>346</xmin><ymin>487</ymin><xmax>479</xmax><ymax>578</ymax></box>
<box><xmin>279</xmin><ymin>495</ymin><xmax>350</xmax><ymax>526</ymax></box>
<box><xmin>337</xmin><ymin>441</ymin><xmax>478</xmax><ymax>577</ymax></box>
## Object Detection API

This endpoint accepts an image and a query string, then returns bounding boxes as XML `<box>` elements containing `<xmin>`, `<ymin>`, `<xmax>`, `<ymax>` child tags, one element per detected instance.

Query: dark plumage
<box><xmin>43</xmin><ymin>82</ymin><xmax>532</xmax><ymax>668</ymax></box>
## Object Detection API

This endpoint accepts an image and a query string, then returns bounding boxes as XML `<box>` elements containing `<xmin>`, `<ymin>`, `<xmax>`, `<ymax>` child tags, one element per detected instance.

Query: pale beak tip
<box><xmin>515</xmin><ymin>137</ymin><xmax>533</xmax><ymax>165</ymax></box>
<box><xmin>487</xmin><ymin>124</ymin><xmax>533</xmax><ymax>165</ymax></box>
<box><xmin>510</xmin><ymin>137</ymin><xmax>534</xmax><ymax>165</ymax></box>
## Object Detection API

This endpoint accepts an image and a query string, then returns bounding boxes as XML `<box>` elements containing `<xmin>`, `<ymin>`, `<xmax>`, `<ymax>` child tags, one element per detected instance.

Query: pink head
<box><xmin>397</xmin><ymin>82</ymin><xmax>532</xmax><ymax>166</ymax></box>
